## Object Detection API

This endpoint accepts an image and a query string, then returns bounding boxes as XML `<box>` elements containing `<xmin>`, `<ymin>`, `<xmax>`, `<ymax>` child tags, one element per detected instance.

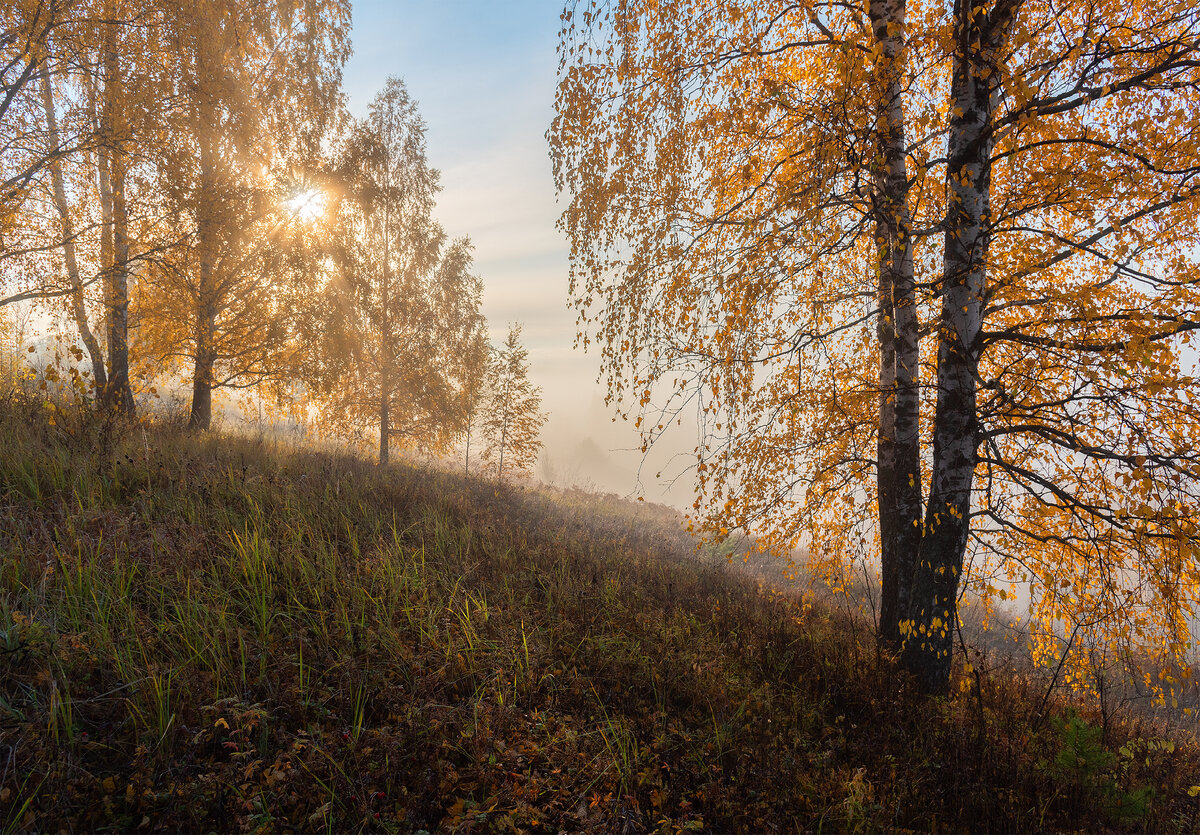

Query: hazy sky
<box><xmin>343</xmin><ymin>1</ymin><xmax>695</xmax><ymax>506</ymax></box>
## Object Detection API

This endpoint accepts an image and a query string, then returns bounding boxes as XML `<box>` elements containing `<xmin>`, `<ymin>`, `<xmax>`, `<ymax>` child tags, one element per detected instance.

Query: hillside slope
<box><xmin>0</xmin><ymin>401</ymin><xmax>1197</xmax><ymax>833</ymax></box>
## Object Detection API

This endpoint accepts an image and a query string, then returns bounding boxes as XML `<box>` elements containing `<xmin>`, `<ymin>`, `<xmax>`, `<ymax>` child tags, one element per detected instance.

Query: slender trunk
<box><xmin>104</xmin><ymin>33</ymin><xmax>134</xmax><ymax>414</ymax></box>
<box><xmin>378</xmin><ymin>287</ymin><xmax>392</xmax><ymax>466</ymax></box>
<box><xmin>108</xmin><ymin>149</ymin><xmax>134</xmax><ymax>414</ymax></box>
<box><xmin>379</xmin><ymin>389</ymin><xmax>390</xmax><ymax>466</ymax></box>
<box><xmin>190</xmin><ymin>116</ymin><xmax>217</xmax><ymax>433</ymax></box>
<box><xmin>98</xmin><ymin>124</ymin><xmax>115</xmax><ymax>369</ymax></box>
<box><xmin>380</xmin><ymin>150</ymin><xmax>393</xmax><ymax>467</ymax></box>
<box><xmin>189</xmin><ymin>296</ymin><xmax>218</xmax><ymax>429</ymax></box>
<box><xmin>876</xmin><ymin>219</ymin><xmax>899</xmax><ymax>643</ymax></box>
<box><xmin>869</xmin><ymin>0</ymin><xmax>922</xmax><ymax>648</ymax></box>
<box><xmin>903</xmin><ymin>0</ymin><xmax>1015</xmax><ymax>691</ymax></box>
<box><xmin>40</xmin><ymin>73</ymin><xmax>109</xmax><ymax>397</ymax></box>
<box><xmin>464</xmin><ymin>417</ymin><xmax>471</xmax><ymax>475</ymax></box>
<box><xmin>96</xmin><ymin>2</ymin><xmax>115</xmax><ymax>372</ymax></box>
<box><xmin>190</xmin><ymin>226</ymin><xmax>218</xmax><ymax>430</ymax></box>
<box><xmin>498</xmin><ymin>401</ymin><xmax>509</xmax><ymax>478</ymax></box>
<box><xmin>190</xmin><ymin>36</ymin><xmax>218</xmax><ymax>430</ymax></box>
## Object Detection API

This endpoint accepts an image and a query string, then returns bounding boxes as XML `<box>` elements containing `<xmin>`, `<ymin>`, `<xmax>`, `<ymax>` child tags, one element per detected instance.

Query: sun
<box><xmin>286</xmin><ymin>188</ymin><xmax>326</xmax><ymax>223</ymax></box>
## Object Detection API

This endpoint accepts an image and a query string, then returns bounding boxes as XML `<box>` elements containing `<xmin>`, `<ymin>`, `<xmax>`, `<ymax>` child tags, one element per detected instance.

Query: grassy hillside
<box><xmin>0</xmin><ymin>399</ymin><xmax>1197</xmax><ymax>833</ymax></box>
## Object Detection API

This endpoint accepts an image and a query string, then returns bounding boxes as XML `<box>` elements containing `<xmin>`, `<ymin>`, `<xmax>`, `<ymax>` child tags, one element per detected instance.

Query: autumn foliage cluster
<box><xmin>0</xmin><ymin>0</ymin><xmax>545</xmax><ymax>474</ymax></box>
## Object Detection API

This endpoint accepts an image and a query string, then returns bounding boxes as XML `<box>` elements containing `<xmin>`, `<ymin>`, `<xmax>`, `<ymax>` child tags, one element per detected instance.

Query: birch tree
<box><xmin>481</xmin><ymin>324</ymin><xmax>546</xmax><ymax>479</ymax></box>
<box><xmin>551</xmin><ymin>0</ymin><xmax>1200</xmax><ymax>691</ymax></box>
<box><xmin>313</xmin><ymin>78</ymin><xmax>489</xmax><ymax>465</ymax></box>
<box><xmin>4</xmin><ymin>0</ymin><xmax>143</xmax><ymax>410</ymax></box>
<box><xmin>41</xmin><ymin>0</ymin><xmax>150</xmax><ymax>411</ymax></box>
<box><xmin>134</xmin><ymin>0</ymin><xmax>350</xmax><ymax>429</ymax></box>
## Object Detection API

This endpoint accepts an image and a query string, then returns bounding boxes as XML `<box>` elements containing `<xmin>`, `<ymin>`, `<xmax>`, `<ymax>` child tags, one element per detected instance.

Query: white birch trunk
<box><xmin>904</xmin><ymin>0</ymin><xmax>1019</xmax><ymax>691</ymax></box>
<box><xmin>868</xmin><ymin>0</ymin><xmax>923</xmax><ymax>647</ymax></box>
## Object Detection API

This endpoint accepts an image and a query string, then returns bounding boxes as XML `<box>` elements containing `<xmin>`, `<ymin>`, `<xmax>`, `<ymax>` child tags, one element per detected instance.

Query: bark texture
<box><xmin>869</xmin><ymin>0</ymin><xmax>923</xmax><ymax>648</ymax></box>
<box><xmin>190</xmin><ymin>38</ymin><xmax>218</xmax><ymax>430</ymax></box>
<box><xmin>902</xmin><ymin>0</ymin><xmax>1018</xmax><ymax>691</ymax></box>
<box><xmin>189</xmin><ymin>165</ymin><xmax>217</xmax><ymax>429</ymax></box>
<box><xmin>379</xmin><ymin>389</ymin><xmax>390</xmax><ymax>466</ymax></box>
<box><xmin>102</xmin><ymin>32</ymin><xmax>134</xmax><ymax>414</ymax></box>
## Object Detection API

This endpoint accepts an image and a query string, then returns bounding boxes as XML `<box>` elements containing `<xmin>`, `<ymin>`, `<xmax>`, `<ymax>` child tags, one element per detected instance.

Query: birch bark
<box><xmin>102</xmin><ymin>21</ymin><xmax>134</xmax><ymax>413</ymax></box>
<box><xmin>868</xmin><ymin>0</ymin><xmax>923</xmax><ymax>648</ymax></box>
<box><xmin>189</xmin><ymin>45</ymin><xmax>219</xmax><ymax>430</ymax></box>
<box><xmin>903</xmin><ymin>0</ymin><xmax>1020</xmax><ymax>690</ymax></box>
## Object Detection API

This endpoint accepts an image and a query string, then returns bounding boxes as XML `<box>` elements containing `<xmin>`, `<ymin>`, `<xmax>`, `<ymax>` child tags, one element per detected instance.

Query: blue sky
<box><xmin>343</xmin><ymin>2</ymin><xmax>693</xmax><ymax>504</ymax></box>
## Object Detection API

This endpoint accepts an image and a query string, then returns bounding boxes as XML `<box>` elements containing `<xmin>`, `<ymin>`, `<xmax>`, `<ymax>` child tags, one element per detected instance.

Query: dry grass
<box><xmin>0</xmin><ymin>396</ymin><xmax>1197</xmax><ymax>833</ymax></box>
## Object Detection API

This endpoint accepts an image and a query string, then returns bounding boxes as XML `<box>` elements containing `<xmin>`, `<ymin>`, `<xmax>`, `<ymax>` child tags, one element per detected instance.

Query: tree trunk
<box><xmin>902</xmin><ymin>0</ymin><xmax>1014</xmax><ymax>691</ymax></box>
<box><xmin>103</xmin><ymin>28</ymin><xmax>134</xmax><ymax>414</ymax></box>
<box><xmin>40</xmin><ymin>73</ymin><xmax>109</xmax><ymax>398</ymax></box>
<box><xmin>380</xmin><ymin>198</ymin><xmax>392</xmax><ymax>467</ymax></box>
<box><xmin>107</xmin><ymin>146</ymin><xmax>134</xmax><ymax>414</ymax></box>
<box><xmin>189</xmin><ymin>199</ymin><xmax>217</xmax><ymax>429</ymax></box>
<box><xmin>379</xmin><ymin>389</ymin><xmax>390</xmax><ymax>466</ymax></box>
<box><xmin>97</xmin><ymin>120</ymin><xmax>115</xmax><ymax>364</ymax></box>
<box><xmin>869</xmin><ymin>0</ymin><xmax>922</xmax><ymax>649</ymax></box>
<box><xmin>190</xmin><ymin>308</ymin><xmax>216</xmax><ymax>430</ymax></box>
<box><xmin>498</xmin><ymin>400</ymin><xmax>509</xmax><ymax>478</ymax></box>
<box><xmin>190</xmin><ymin>38</ymin><xmax>218</xmax><ymax>430</ymax></box>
